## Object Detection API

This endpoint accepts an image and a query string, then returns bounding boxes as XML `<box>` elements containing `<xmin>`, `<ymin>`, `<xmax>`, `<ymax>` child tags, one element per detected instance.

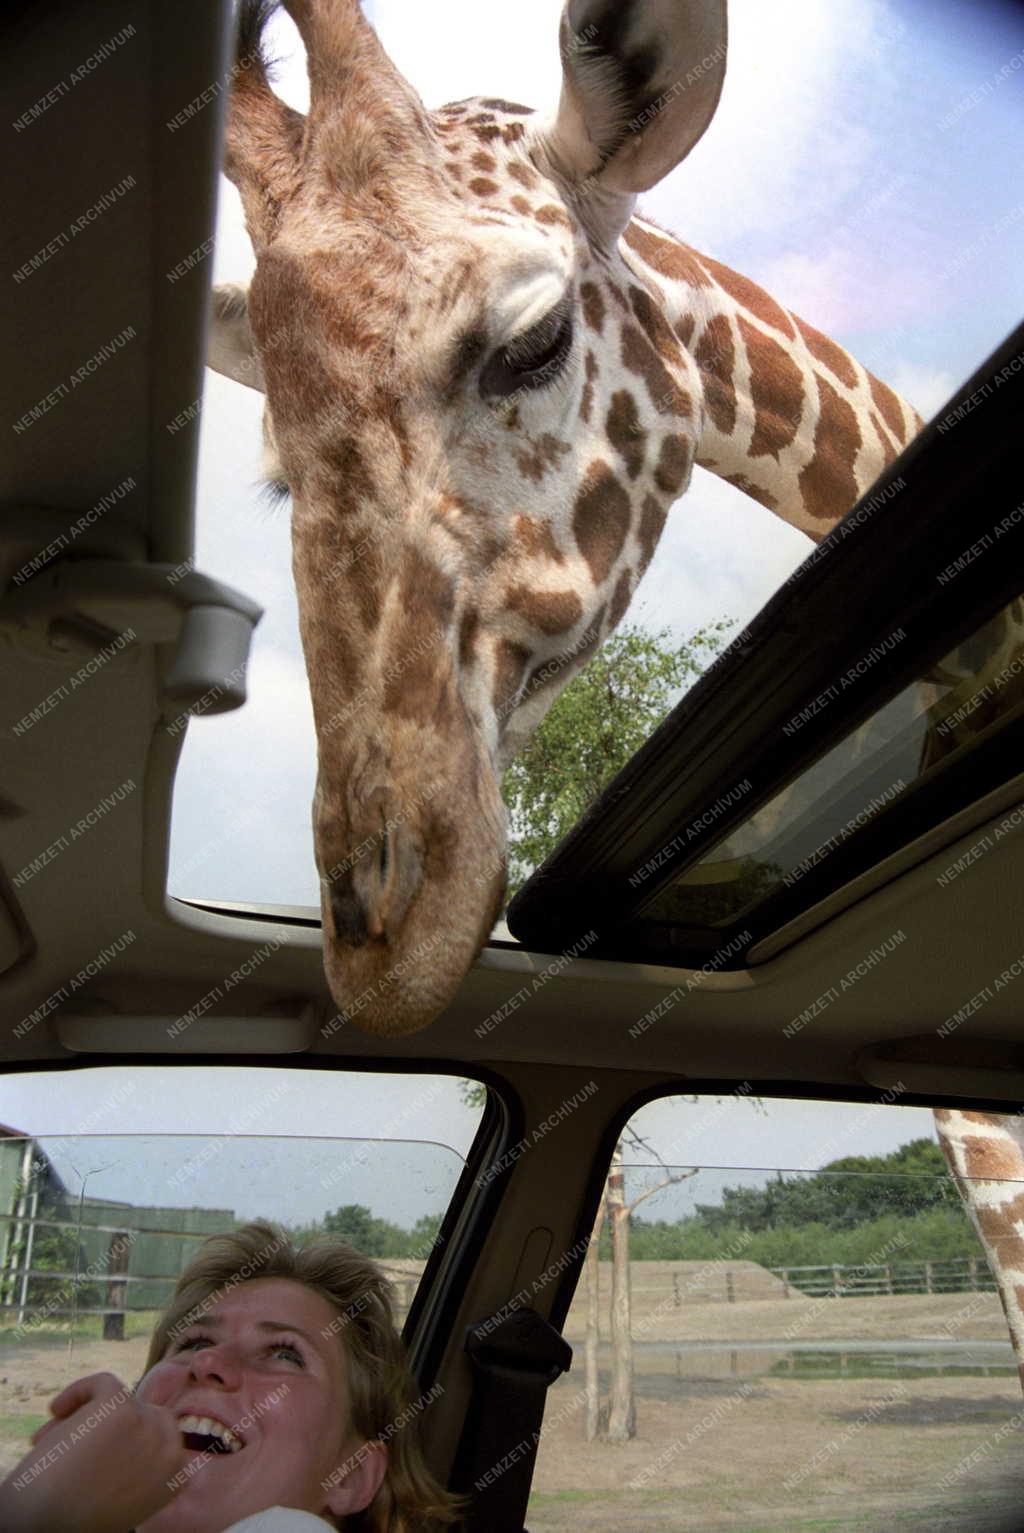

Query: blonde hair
<box><xmin>144</xmin><ymin>1220</ymin><xmax>461</xmax><ymax>1532</ymax></box>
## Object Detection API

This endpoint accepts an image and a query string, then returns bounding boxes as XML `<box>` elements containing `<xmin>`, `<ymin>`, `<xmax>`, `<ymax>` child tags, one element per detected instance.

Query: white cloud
<box><xmin>630</xmin><ymin>470</ymin><xmax>811</xmax><ymax>646</ymax></box>
<box><xmin>885</xmin><ymin>360</ymin><xmax>958</xmax><ymax>421</ymax></box>
<box><xmin>638</xmin><ymin>0</ymin><xmax>892</xmax><ymax>253</ymax></box>
<box><xmin>368</xmin><ymin>0</ymin><xmax>564</xmax><ymax>114</ymax></box>
<box><xmin>168</xmin><ymin>639</ymin><xmax>318</xmax><ymax>907</ymax></box>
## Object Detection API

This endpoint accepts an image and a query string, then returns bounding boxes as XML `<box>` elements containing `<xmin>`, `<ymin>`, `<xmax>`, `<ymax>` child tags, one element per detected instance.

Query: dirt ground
<box><xmin>562</xmin><ymin>1287</ymin><xmax>1010</xmax><ymax>1346</ymax></box>
<box><xmin>528</xmin><ymin>1371</ymin><xmax>1024</xmax><ymax>1531</ymax></box>
<box><xmin>2</xmin><ymin>1292</ymin><xmax>1021</xmax><ymax>1531</ymax></box>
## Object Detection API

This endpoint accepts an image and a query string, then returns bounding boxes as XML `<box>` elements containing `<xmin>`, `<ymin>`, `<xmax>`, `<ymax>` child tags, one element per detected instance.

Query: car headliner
<box><xmin>5</xmin><ymin>1</ymin><xmax>1024</xmax><ymax>1501</ymax></box>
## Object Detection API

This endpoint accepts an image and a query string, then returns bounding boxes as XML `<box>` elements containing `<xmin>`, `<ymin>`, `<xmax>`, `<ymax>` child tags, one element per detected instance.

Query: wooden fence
<box><xmin>0</xmin><ymin>1206</ymin><xmax>232</xmax><ymax>1335</ymax></box>
<box><xmin>770</xmin><ymin>1256</ymin><xmax>996</xmax><ymax>1298</ymax></box>
<box><xmin>0</xmin><ymin>1207</ymin><xmax>425</xmax><ymax>1336</ymax></box>
<box><xmin>1</xmin><ymin>1205</ymin><xmax>997</xmax><ymax>1341</ymax></box>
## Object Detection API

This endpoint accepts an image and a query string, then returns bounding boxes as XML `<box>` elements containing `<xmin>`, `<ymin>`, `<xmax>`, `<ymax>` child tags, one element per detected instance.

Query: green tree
<box><xmin>321</xmin><ymin>1204</ymin><xmax>401</xmax><ymax>1257</ymax></box>
<box><xmin>692</xmin><ymin>1139</ymin><xmax>960</xmax><ymax>1234</ymax></box>
<box><xmin>501</xmin><ymin>621</ymin><xmax>733</xmax><ymax>894</ymax></box>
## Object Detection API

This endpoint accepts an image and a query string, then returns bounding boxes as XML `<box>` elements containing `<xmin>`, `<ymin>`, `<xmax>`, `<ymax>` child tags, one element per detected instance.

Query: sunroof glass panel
<box><xmin>639</xmin><ymin>595</ymin><xmax>1024</xmax><ymax>931</ymax></box>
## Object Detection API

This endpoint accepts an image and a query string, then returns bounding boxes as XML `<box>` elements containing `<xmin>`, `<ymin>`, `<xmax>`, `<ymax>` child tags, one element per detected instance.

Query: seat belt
<box><xmin>452</xmin><ymin>1306</ymin><xmax>572</xmax><ymax>1533</ymax></box>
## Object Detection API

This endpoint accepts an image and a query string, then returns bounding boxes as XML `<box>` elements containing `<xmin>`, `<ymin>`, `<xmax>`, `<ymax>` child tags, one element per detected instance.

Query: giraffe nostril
<box><xmin>328</xmin><ymin>875</ymin><xmax>369</xmax><ymax>947</ymax></box>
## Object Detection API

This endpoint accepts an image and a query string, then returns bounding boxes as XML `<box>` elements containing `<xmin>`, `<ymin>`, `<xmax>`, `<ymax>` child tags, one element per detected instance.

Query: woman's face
<box><xmin>136</xmin><ymin>1276</ymin><xmax>382</xmax><ymax>1532</ymax></box>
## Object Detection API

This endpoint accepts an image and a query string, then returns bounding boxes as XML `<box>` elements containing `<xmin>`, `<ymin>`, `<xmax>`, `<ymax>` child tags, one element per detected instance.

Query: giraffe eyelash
<box><xmin>259</xmin><ymin>478</ymin><xmax>291</xmax><ymax>509</ymax></box>
<box><xmin>502</xmin><ymin>298</ymin><xmax>573</xmax><ymax>369</ymax></box>
<box><xmin>481</xmin><ymin>299</ymin><xmax>574</xmax><ymax>400</ymax></box>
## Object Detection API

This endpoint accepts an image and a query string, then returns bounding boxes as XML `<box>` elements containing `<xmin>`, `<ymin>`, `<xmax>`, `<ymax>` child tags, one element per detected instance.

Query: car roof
<box><xmin>2</xmin><ymin>0</ymin><xmax>1023</xmax><ymax>1114</ymax></box>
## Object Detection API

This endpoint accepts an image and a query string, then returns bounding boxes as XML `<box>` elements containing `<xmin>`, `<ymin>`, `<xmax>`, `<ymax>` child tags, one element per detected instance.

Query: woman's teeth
<box><xmin>178</xmin><ymin>1414</ymin><xmax>243</xmax><ymax>1453</ymax></box>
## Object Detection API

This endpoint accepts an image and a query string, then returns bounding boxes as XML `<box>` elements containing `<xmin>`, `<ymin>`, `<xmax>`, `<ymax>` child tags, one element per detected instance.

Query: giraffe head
<box><xmin>211</xmin><ymin>0</ymin><xmax>727</xmax><ymax>1034</ymax></box>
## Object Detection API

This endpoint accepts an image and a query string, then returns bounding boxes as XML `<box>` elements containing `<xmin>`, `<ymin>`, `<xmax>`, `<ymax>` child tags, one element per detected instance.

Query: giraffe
<box><xmin>208</xmin><ymin>0</ymin><xmax>1024</xmax><ymax>1388</ymax></box>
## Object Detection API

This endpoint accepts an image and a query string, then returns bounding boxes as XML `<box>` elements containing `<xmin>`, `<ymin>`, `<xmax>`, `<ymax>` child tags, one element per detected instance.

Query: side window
<box><xmin>0</xmin><ymin>1065</ymin><xmax>482</xmax><ymax>1476</ymax></box>
<box><xmin>529</xmin><ymin>1094</ymin><xmax>1020</xmax><ymax>1531</ymax></box>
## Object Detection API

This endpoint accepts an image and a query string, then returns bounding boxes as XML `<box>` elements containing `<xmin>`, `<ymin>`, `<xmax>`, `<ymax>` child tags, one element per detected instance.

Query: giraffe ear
<box><xmin>206</xmin><ymin>282</ymin><xmax>265</xmax><ymax>392</ymax></box>
<box><xmin>538</xmin><ymin>0</ymin><xmax>726</xmax><ymax>240</ymax></box>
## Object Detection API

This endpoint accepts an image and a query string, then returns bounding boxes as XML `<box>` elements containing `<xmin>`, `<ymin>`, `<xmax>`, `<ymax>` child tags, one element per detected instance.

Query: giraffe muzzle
<box><xmin>324</xmin><ymin>816</ymin><xmax>424</xmax><ymax>948</ymax></box>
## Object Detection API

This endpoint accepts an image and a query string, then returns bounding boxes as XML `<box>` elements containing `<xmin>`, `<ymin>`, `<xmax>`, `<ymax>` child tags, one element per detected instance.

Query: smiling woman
<box><xmin>0</xmin><ymin>1222</ymin><xmax>459</xmax><ymax>1533</ymax></box>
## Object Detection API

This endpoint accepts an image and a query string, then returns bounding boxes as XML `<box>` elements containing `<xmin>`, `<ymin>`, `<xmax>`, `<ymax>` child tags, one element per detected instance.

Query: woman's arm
<box><xmin>0</xmin><ymin>1372</ymin><xmax>190</xmax><ymax>1533</ymax></box>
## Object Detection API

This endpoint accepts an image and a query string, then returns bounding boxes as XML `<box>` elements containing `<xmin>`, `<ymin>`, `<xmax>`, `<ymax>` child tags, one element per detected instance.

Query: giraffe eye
<box><xmin>479</xmin><ymin>303</ymin><xmax>574</xmax><ymax>401</ymax></box>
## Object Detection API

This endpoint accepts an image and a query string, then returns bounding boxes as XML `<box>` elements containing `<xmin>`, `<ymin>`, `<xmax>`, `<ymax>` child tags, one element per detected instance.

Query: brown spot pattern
<box><xmin>699</xmin><ymin>253</ymin><xmax>797</xmax><ymax>338</ymax></box>
<box><xmin>606</xmin><ymin>390</ymin><xmax>646</xmax><ymax>480</ymax></box>
<box><xmin>796</xmin><ymin>316</ymin><xmax>858</xmax><ymax>389</ymax></box>
<box><xmin>580</xmin><ymin>281</ymin><xmax>605</xmax><ymax>336</ymax></box>
<box><xmin>513</xmin><ymin>514</ymin><xmax>564</xmax><ymax>564</ymax></box>
<box><xmin>870</xmin><ymin>411</ymin><xmax>898</xmax><ymax>470</ymax></box>
<box><xmin>511</xmin><ymin>195</ymin><xmax>532</xmax><ymax>216</ymax></box>
<box><xmin>573</xmin><ymin>461</ymin><xmax>632</xmax><ymax>585</ymax></box>
<box><xmin>507</xmin><ymin>584</ymin><xmax>583</xmax><ymax>635</ymax></box>
<box><xmin>675</xmin><ymin>314</ymin><xmax>696</xmax><ymax>348</ymax></box>
<box><xmin>959</xmin><ymin>1135</ymin><xmax>1024</xmax><ymax>1183</ymax></box>
<box><xmin>580</xmin><ymin>351</ymin><xmax>599</xmax><ymax>425</ymax></box>
<box><xmin>637</xmin><ymin>494</ymin><xmax>667</xmax><ymax>569</ymax></box>
<box><xmin>738</xmin><ymin>315</ymin><xmax>804</xmax><ymax>460</ymax></box>
<box><xmin>974</xmin><ymin>1194</ymin><xmax>1024</xmax><ymax>1274</ymax></box>
<box><xmin>654</xmin><ymin>435</ymin><xmax>691</xmax><ymax>497</ymax></box>
<box><xmin>508</xmin><ymin>161</ymin><xmax>538</xmax><ymax>189</ymax></box>
<box><xmin>870</xmin><ymin>372</ymin><xmax>906</xmax><ymax>442</ymax></box>
<box><xmin>608</xmin><ymin>568</ymin><xmax>634</xmax><ymax>629</ymax></box>
<box><xmin>629</xmin><ymin>285</ymin><xmax>683</xmax><ymax>367</ymax></box>
<box><xmin>323</xmin><ymin>437</ymin><xmax>376</xmax><ymax>509</ymax></box>
<box><xmin>459</xmin><ymin>606</ymin><xmax>480</xmax><ymax>668</ymax></box>
<box><xmin>798</xmin><ymin>372</ymin><xmax>863</xmax><ymax>524</ymax></box>
<box><xmin>493</xmin><ymin>638</ymin><xmax>531</xmax><ymax>716</ymax></box>
<box><xmin>469</xmin><ymin>176</ymin><xmax>499</xmax><ymax>198</ymax></box>
<box><xmin>535</xmin><ymin>204</ymin><xmax>570</xmax><ymax>228</ymax></box>
<box><xmin>623</xmin><ymin>222</ymin><xmax>711</xmax><ymax>288</ymax></box>
<box><xmin>695</xmin><ymin>314</ymin><xmax>737</xmax><ymax>436</ymax></box>
<box><xmin>471</xmin><ymin>150</ymin><xmax>497</xmax><ymax>173</ymax></box>
<box><xmin>724</xmin><ymin>474</ymin><xmax>778</xmax><ymax>511</ymax></box>
<box><xmin>621</xmin><ymin>323</ymin><xmax>691</xmax><ymax>418</ymax></box>
<box><xmin>515</xmin><ymin>432</ymin><xmax>571</xmax><ymax>484</ymax></box>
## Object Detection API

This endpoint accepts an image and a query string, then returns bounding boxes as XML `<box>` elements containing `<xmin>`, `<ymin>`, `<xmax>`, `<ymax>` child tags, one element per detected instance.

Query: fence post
<box><xmin>885</xmin><ymin>1264</ymin><xmax>893</xmax><ymax>1295</ymax></box>
<box><xmin>968</xmin><ymin>1258</ymin><xmax>978</xmax><ymax>1291</ymax></box>
<box><xmin>780</xmin><ymin>1267</ymin><xmax>790</xmax><ymax>1299</ymax></box>
<box><xmin>924</xmin><ymin>1261</ymin><xmax>934</xmax><ymax>1296</ymax></box>
<box><xmin>832</xmin><ymin>1265</ymin><xmax>843</xmax><ymax>1298</ymax></box>
<box><xmin>102</xmin><ymin>1231</ymin><xmax>131</xmax><ymax>1341</ymax></box>
<box><xmin>726</xmin><ymin>1270</ymin><xmax>735</xmax><ymax>1304</ymax></box>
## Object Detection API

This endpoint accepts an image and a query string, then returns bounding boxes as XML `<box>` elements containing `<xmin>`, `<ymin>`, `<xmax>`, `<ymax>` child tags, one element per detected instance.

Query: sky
<box><xmin>2</xmin><ymin>0</ymin><xmax>1021</xmax><ymax>1202</ymax></box>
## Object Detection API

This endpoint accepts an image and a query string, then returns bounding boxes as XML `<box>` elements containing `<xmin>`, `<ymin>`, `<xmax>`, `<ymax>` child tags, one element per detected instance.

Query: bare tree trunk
<box><xmin>584</xmin><ymin>1197</ymin><xmax>605</xmax><ymax>1442</ymax></box>
<box><xmin>606</xmin><ymin>1142</ymin><xmax>636</xmax><ymax>1441</ymax></box>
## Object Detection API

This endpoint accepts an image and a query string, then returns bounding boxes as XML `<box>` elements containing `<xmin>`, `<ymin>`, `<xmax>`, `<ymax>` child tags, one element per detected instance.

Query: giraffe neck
<box><xmin>935</xmin><ymin>1108</ymin><xmax>1024</xmax><ymax>1389</ymax></box>
<box><xmin>621</xmin><ymin>218</ymin><xmax>922</xmax><ymax>545</ymax></box>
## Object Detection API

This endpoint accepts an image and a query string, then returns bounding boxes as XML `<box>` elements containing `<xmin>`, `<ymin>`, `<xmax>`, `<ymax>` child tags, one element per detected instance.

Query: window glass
<box><xmin>641</xmin><ymin>593</ymin><xmax>1024</xmax><ymax>931</ymax></box>
<box><xmin>529</xmin><ymin>1094</ymin><xmax>1022</xmax><ymax>1531</ymax></box>
<box><xmin>0</xmin><ymin>1065</ymin><xmax>483</xmax><ymax>1478</ymax></box>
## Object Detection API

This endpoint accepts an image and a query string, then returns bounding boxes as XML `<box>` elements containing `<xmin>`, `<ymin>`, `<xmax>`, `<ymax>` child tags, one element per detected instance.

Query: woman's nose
<box><xmin>189</xmin><ymin>1344</ymin><xmax>242</xmax><ymax>1387</ymax></box>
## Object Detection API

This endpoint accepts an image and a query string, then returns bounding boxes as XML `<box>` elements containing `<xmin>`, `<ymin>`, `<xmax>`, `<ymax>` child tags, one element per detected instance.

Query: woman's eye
<box><xmin>271</xmin><ymin>1342</ymin><xmax>304</xmax><ymax>1365</ymax></box>
<box><xmin>174</xmin><ymin>1334</ymin><xmax>211</xmax><ymax>1352</ymax></box>
<box><xmin>479</xmin><ymin>304</ymin><xmax>574</xmax><ymax>401</ymax></box>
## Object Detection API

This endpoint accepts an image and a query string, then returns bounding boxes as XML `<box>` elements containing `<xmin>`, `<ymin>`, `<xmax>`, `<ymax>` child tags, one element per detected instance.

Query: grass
<box><xmin>0</xmin><ymin>1415</ymin><xmax>46</xmax><ymax>1443</ymax></box>
<box><xmin>0</xmin><ymin>1312</ymin><xmax>159</xmax><ymax>1346</ymax></box>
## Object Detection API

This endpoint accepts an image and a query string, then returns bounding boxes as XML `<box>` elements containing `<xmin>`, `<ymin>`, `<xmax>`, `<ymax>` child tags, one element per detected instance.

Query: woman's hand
<box><xmin>0</xmin><ymin>1371</ymin><xmax>191</xmax><ymax>1533</ymax></box>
